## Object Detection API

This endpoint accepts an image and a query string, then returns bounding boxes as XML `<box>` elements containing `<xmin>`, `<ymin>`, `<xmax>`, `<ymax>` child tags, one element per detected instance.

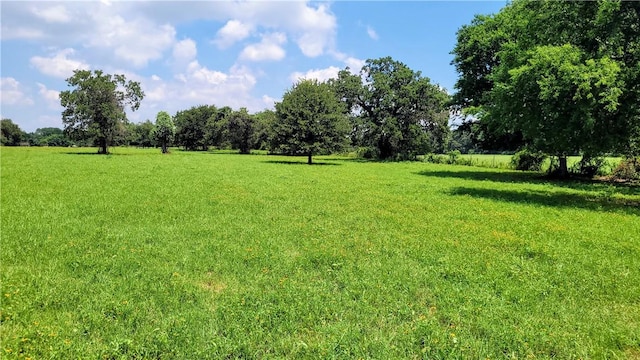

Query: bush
<box><xmin>447</xmin><ymin>150</ymin><xmax>461</xmax><ymax>164</ymax></box>
<box><xmin>611</xmin><ymin>157</ymin><xmax>640</xmax><ymax>181</ymax></box>
<box><xmin>423</xmin><ymin>153</ymin><xmax>448</xmax><ymax>164</ymax></box>
<box><xmin>571</xmin><ymin>156</ymin><xmax>609</xmax><ymax>178</ymax></box>
<box><xmin>511</xmin><ymin>149</ymin><xmax>547</xmax><ymax>171</ymax></box>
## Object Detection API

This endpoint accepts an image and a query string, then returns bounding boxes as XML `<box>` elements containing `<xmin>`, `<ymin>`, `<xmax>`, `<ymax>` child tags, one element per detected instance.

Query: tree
<box><xmin>491</xmin><ymin>44</ymin><xmax>623</xmax><ymax>176</ymax></box>
<box><xmin>226</xmin><ymin>108</ymin><xmax>255</xmax><ymax>154</ymax></box>
<box><xmin>60</xmin><ymin>69</ymin><xmax>144</xmax><ymax>154</ymax></box>
<box><xmin>1</xmin><ymin>119</ymin><xmax>26</xmax><ymax>146</ymax></box>
<box><xmin>174</xmin><ymin>105</ymin><xmax>216</xmax><ymax>151</ymax></box>
<box><xmin>333</xmin><ymin>57</ymin><xmax>450</xmax><ymax>160</ymax></box>
<box><xmin>153</xmin><ymin>111</ymin><xmax>175</xmax><ymax>154</ymax></box>
<box><xmin>452</xmin><ymin>0</ymin><xmax>640</xmax><ymax>171</ymax></box>
<box><xmin>273</xmin><ymin>79</ymin><xmax>349</xmax><ymax>164</ymax></box>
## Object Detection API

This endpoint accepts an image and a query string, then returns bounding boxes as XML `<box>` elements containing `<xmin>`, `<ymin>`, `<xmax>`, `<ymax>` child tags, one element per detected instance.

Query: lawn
<box><xmin>1</xmin><ymin>147</ymin><xmax>639</xmax><ymax>359</ymax></box>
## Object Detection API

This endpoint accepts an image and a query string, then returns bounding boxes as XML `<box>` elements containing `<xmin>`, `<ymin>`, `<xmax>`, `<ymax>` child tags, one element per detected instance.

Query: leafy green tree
<box><xmin>452</xmin><ymin>0</ymin><xmax>640</xmax><ymax>171</ymax></box>
<box><xmin>334</xmin><ymin>57</ymin><xmax>450</xmax><ymax>160</ymax></box>
<box><xmin>253</xmin><ymin>110</ymin><xmax>277</xmax><ymax>150</ymax></box>
<box><xmin>207</xmin><ymin>106</ymin><xmax>232</xmax><ymax>149</ymax></box>
<box><xmin>1</xmin><ymin>119</ymin><xmax>26</xmax><ymax>146</ymax></box>
<box><xmin>60</xmin><ymin>69</ymin><xmax>144</xmax><ymax>154</ymax></box>
<box><xmin>153</xmin><ymin>111</ymin><xmax>175</xmax><ymax>154</ymax></box>
<box><xmin>273</xmin><ymin>79</ymin><xmax>349</xmax><ymax>164</ymax></box>
<box><xmin>226</xmin><ymin>108</ymin><xmax>255</xmax><ymax>154</ymax></box>
<box><xmin>492</xmin><ymin>44</ymin><xmax>623</xmax><ymax>176</ymax></box>
<box><xmin>174</xmin><ymin>105</ymin><xmax>216</xmax><ymax>151</ymax></box>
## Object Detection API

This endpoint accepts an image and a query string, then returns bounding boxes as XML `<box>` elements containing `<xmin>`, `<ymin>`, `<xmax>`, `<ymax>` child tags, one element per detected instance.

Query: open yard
<box><xmin>1</xmin><ymin>147</ymin><xmax>639</xmax><ymax>359</ymax></box>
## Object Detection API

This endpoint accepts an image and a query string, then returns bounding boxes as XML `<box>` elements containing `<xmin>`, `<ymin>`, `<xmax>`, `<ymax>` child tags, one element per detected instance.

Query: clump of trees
<box><xmin>332</xmin><ymin>57</ymin><xmax>450</xmax><ymax>160</ymax></box>
<box><xmin>451</xmin><ymin>0</ymin><xmax>640</xmax><ymax>177</ymax></box>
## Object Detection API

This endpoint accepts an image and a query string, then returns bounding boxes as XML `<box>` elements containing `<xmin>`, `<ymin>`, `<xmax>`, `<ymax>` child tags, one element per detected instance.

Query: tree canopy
<box><xmin>273</xmin><ymin>79</ymin><xmax>349</xmax><ymax>164</ymax></box>
<box><xmin>60</xmin><ymin>70</ymin><xmax>144</xmax><ymax>154</ymax></box>
<box><xmin>333</xmin><ymin>57</ymin><xmax>450</xmax><ymax>160</ymax></box>
<box><xmin>154</xmin><ymin>111</ymin><xmax>175</xmax><ymax>154</ymax></box>
<box><xmin>451</xmin><ymin>0</ymin><xmax>640</xmax><ymax>174</ymax></box>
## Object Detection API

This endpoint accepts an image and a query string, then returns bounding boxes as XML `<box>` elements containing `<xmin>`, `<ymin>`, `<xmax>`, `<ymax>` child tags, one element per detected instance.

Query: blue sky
<box><xmin>1</xmin><ymin>1</ymin><xmax>506</xmax><ymax>132</ymax></box>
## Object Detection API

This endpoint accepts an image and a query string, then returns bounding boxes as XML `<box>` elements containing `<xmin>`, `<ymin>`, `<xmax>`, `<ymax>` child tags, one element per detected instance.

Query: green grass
<box><xmin>1</xmin><ymin>147</ymin><xmax>639</xmax><ymax>359</ymax></box>
<box><xmin>457</xmin><ymin>154</ymin><xmax>623</xmax><ymax>173</ymax></box>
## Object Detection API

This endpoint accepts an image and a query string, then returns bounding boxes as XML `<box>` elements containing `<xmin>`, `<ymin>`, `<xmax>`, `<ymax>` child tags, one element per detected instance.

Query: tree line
<box><xmin>4</xmin><ymin>57</ymin><xmax>451</xmax><ymax>164</ymax></box>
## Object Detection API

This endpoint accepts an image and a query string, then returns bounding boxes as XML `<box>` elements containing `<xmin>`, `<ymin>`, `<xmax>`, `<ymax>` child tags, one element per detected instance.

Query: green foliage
<box><xmin>60</xmin><ymin>70</ymin><xmax>144</xmax><ymax>154</ymax></box>
<box><xmin>153</xmin><ymin>111</ymin><xmax>175</xmax><ymax>154</ymax></box>
<box><xmin>225</xmin><ymin>108</ymin><xmax>255</xmax><ymax>154</ymax></box>
<box><xmin>511</xmin><ymin>149</ymin><xmax>548</xmax><ymax>171</ymax></box>
<box><xmin>1</xmin><ymin>119</ymin><xmax>26</xmax><ymax>146</ymax></box>
<box><xmin>452</xmin><ymin>0</ymin><xmax>640</xmax><ymax>158</ymax></box>
<box><xmin>1</xmin><ymin>147</ymin><xmax>639</xmax><ymax>358</ymax></box>
<box><xmin>571</xmin><ymin>156</ymin><xmax>609</xmax><ymax>178</ymax></box>
<box><xmin>334</xmin><ymin>57</ymin><xmax>450</xmax><ymax>160</ymax></box>
<box><xmin>273</xmin><ymin>79</ymin><xmax>349</xmax><ymax>164</ymax></box>
<box><xmin>127</xmin><ymin>120</ymin><xmax>155</xmax><ymax>148</ymax></box>
<box><xmin>174</xmin><ymin>105</ymin><xmax>217</xmax><ymax>151</ymax></box>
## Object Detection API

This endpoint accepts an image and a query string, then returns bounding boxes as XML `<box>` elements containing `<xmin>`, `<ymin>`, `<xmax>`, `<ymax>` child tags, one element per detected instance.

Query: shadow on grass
<box><xmin>63</xmin><ymin>151</ymin><xmax>134</xmax><ymax>156</ymax></box>
<box><xmin>449</xmin><ymin>186</ymin><xmax>640</xmax><ymax>214</ymax></box>
<box><xmin>417</xmin><ymin>169</ymin><xmax>640</xmax><ymax>196</ymax></box>
<box><xmin>262</xmin><ymin>160</ymin><xmax>341</xmax><ymax>166</ymax></box>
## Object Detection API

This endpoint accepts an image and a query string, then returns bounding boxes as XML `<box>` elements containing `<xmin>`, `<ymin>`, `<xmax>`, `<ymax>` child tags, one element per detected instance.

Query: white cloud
<box><xmin>30</xmin><ymin>5</ymin><xmax>72</xmax><ymax>23</ymax></box>
<box><xmin>88</xmin><ymin>13</ymin><xmax>176</xmax><ymax>67</ymax></box>
<box><xmin>30</xmin><ymin>48</ymin><xmax>90</xmax><ymax>79</ymax></box>
<box><xmin>262</xmin><ymin>95</ymin><xmax>277</xmax><ymax>108</ymax></box>
<box><xmin>239</xmin><ymin>33</ymin><xmax>287</xmax><ymax>62</ymax></box>
<box><xmin>1</xmin><ymin>78</ymin><xmax>34</xmax><ymax>106</ymax></box>
<box><xmin>37</xmin><ymin>83</ymin><xmax>61</xmax><ymax>109</ymax></box>
<box><xmin>173</xmin><ymin>38</ymin><xmax>197</xmax><ymax>62</ymax></box>
<box><xmin>367</xmin><ymin>26</ymin><xmax>379</xmax><ymax>40</ymax></box>
<box><xmin>290</xmin><ymin>3</ymin><xmax>336</xmax><ymax>57</ymax></box>
<box><xmin>213</xmin><ymin>20</ymin><xmax>253</xmax><ymax>49</ymax></box>
<box><xmin>187</xmin><ymin>61</ymin><xmax>228</xmax><ymax>85</ymax></box>
<box><xmin>290</xmin><ymin>66</ymin><xmax>341</xmax><ymax>83</ymax></box>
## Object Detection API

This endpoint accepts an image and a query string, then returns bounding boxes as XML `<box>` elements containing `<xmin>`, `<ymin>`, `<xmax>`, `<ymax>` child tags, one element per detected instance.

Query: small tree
<box><xmin>153</xmin><ymin>111</ymin><xmax>175</xmax><ymax>154</ymax></box>
<box><xmin>60</xmin><ymin>70</ymin><xmax>144</xmax><ymax>154</ymax></box>
<box><xmin>273</xmin><ymin>79</ymin><xmax>349</xmax><ymax>164</ymax></box>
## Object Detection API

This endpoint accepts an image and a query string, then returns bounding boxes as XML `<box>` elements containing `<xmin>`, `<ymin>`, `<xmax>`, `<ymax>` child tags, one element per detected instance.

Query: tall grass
<box><xmin>1</xmin><ymin>147</ymin><xmax>639</xmax><ymax>358</ymax></box>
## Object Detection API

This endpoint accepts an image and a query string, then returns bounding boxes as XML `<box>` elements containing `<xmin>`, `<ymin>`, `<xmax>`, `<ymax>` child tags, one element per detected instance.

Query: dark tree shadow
<box><xmin>261</xmin><ymin>160</ymin><xmax>341</xmax><ymax>166</ymax></box>
<box><xmin>416</xmin><ymin>170</ymin><xmax>640</xmax><ymax>196</ymax></box>
<box><xmin>449</xmin><ymin>186</ymin><xmax>640</xmax><ymax>215</ymax></box>
<box><xmin>63</xmin><ymin>151</ymin><xmax>134</xmax><ymax>156</ymax></box>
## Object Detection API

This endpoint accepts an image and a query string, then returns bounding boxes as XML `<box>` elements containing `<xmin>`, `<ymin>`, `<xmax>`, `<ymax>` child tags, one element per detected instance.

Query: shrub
<box><xmin>511</xmin><ymin>149</ymin><xmax>547</xmax><ymax>171</ymax></box>
<box><xmin>611</xmin><ymin>157</ymin><xmax>640</xmax><ymax>181</ymax></box>
<box><xmin>423</xmin><ymin>153</ymin><xmax>448</xmax><ymax>164</ymax></box>
<box><xmin>571</xmin><ymin>156</ymin><xmax>609</xmax><ymax>178</ymax></box>
<box><xmin>447</xmin><ymin>150</ymin><xmax>461</xmax><ymax>164</ymax></box>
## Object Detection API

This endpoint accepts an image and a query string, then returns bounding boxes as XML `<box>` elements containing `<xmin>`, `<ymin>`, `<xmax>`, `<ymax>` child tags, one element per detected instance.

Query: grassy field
<box><xmin>1</xmin><ymin>147</ymin><xmax>639</xmax><ymax>359</ymax></box>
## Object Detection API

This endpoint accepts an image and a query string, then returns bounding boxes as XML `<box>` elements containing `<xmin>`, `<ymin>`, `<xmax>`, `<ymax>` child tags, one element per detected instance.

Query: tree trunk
<box><xmin>558</xmin><ymin>155</ymin><xmax>568</xmax><ymax>178</ymax></box>
<box><xmin>98</xmin><ymin>137</ymin><xmax>108</xmax><ymax>154</ymax></box>
<box><xmin>161</xmin><ymin>140</ymin><xmax>167</xmax><ymax>154</ymax></box>
<box><xmin>308</xmin><ymin>153</ymin><xmax>313</xmax><ymax>165</ymax></box>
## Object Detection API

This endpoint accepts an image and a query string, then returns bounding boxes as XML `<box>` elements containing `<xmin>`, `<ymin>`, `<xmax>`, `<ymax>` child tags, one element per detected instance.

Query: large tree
<box><xmin>452</xmin><ymin>0</ymin><xmax>640</xmax><ymax>171</ymax></box>
<box><xmin>273</xmin><ymin>79</ymin><xmax>349</xmax><ymax>164</ymax></box>
<box><xmin>333</xmin><ymin>57</ymin><xmax>450</xmax><ymax>160</ymax></box>
<box><xmin>60</xmin><ymin>70</ymin><xmax>144</xmax><ymax>154</ymax></box>
<box><xmin>154</xmin><ymin>111</ymin><xmax>175</xmax><ymax>154</ymax></box>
